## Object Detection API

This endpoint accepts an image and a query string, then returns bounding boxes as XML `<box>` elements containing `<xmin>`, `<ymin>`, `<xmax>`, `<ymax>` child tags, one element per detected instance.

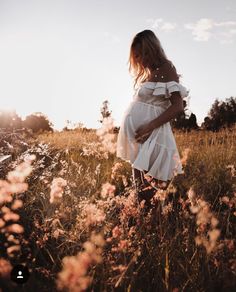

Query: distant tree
<box><xmin>202</xmin><ymin>117</ymin><xmax>212</xmax><ymax>131</ymax></box>
<box><xmin>23</xmin><ymin>112</ymin><xmax>53</xmax><ymax>133</ymax></box>
<box><xmin>187</xmin><ymin>113</ymin><xmax>199</xmax><ymax>130</ymax></box>
<box><xmin>0</xmin><ymin>110</ymin><xmax>23</xmax><ymax>129</ymax></box>
<box><xmin>171</xmin><ymin>99</ymin><xmax>199</xmax><ymax>131</ymax></box>
<box><xmin>201</xmin><ymin>97</ymin><xmax>236</xmax><ymax>131</ymax></box>
<box><xmin>98</xmin><ymin>100</ymin><xmax>112</xmax><ymax>124</ymax></box>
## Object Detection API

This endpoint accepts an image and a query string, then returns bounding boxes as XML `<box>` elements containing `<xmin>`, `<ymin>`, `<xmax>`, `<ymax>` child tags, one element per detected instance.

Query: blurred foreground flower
<box><xmin>101</xmin><ymin>182</ymin><xmax>116</xmax><ymax>199</ymax></box>
<box><xmin>188</xmin><ymin>187</ymin><xmax>221</xmax><ymax>254</ymax></box>
<box><xmin>7</xmin><ymin>154</ymin><xmax>36</xmax><ymax>183</ymax></box>
<box><xmin>96</xmin><ymin>116</ymin><xmax>117</xmax><ymax>154</ymax></box>
<box><xmin>0</xmin><ymin>258</ymin><xmax>12</xmax><ymax>279</ymax></box>
<box><xmin>111</xmin><ymin>162</ymin><xmax>123</xmax><ymax>180</ymax></box>
<box><xmin>0</xmin><ymin>155</ymin><xmax>36</xmax><ymax>258</ymax></box>
<box><xmin>57</xmin><ymin>232</ymin><xmax>105</xmax><ymax>292</ymax></box>
<box><xmin>50</xmin><ymin>177</ymin><xmax>67</xmax><ymax>204</ymax></box>
<box><xmin>81</xmin><ymin>204</ymin><xmax>106</xmax><ymax>227</ymax></box>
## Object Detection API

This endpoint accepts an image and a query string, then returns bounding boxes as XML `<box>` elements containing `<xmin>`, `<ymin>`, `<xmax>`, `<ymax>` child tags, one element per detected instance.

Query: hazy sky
<box><xmin>0</xmin><ymin>0</ymin><xmax>236</xmax><ymax>130</ymax></box>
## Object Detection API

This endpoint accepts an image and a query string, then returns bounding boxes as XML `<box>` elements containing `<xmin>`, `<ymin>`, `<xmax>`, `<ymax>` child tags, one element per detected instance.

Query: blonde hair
<box><xmin>127</xmin><ymin>29</ymin><xmax>179</xmax><ymax>90</ymax></box>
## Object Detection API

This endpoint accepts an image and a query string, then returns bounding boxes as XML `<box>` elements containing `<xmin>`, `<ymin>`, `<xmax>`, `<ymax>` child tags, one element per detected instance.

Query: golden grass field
<box><xmin>0</xmin><ymin>125</ymin><xmax>236</xmax><ymax>291</ymax></box>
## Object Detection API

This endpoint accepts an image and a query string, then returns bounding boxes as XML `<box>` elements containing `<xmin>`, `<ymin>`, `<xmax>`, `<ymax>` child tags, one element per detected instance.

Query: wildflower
<box><xmin>111</xmin><ymin>162</ymin><xmax>123</xmax><ymax>179</ymax></box>
<box><xmin>7</xmin><ymin>245</ymin><xmax>21</xmax><ymax>256</ymax></box>
<box><xmin>140</xmin><ymin>200</ymin><xmax>146</xmax><ymax>209</ymax></box>
<box><xmin>90</xmin><ymin>233</ymin><xmax>105</xmax><ymax>247</ymax></box>
<box><xmin>188</xmin><ymin>189</ymin><xmax>221</xmax><ymax>254</ymax></box>
<box><xmin>81</xmin><ymin>142</ymin><xmax>109</xmax><ymax>159</ymax></box>
<box><xmin>187</xmin><ymin>187</ymin><xmax>196</xmax><ymax>205</ymax></box>
<box><xmin>7</xmin><ymin>162</ymin><xmax>33</xmax><ymax>183</ymax></box>
<box><xmin>3</xmin><ymin>212</ymin><xmax>20</xmax><ymax>222</ymax></box>
<box><xmin>208</xmin><ymin>229</ymin><xmax>220</xmax><ymax>242</ymax></box>
<box><xmin>50</xmin><ymin>177</ymin><xmax>67</xmax><ymax>204</ymax></box>
<box><xmin>118</xmin><ymin>240</ymin><xmax>129</xmax><ymax>250</ymax></box>
<box><xmin>6</xmin><ymin>224</ymin><xmax>24</xmax><ymax>234</ymax></box>
<box><xmin>0</xmin><ymin>258</ymin><xmax>12</xmax><ymax>278</ymax></box>
<box><xmin>112</xmin><ymin>226</ymin><xmax>122</xmax><ymax>238</ymax></box>
<box><xmin>211</xmin><ymin>217</ymin><xmax>219</xmax><ymax>228</ymax></box>
<box><xmin>112</xmin><ymin>265</ymin><xmax>127</xmax><ymax>272</ymax></box>
<box><xmin>162</xmin><ymin>202</ymin><xmax>173</xmax><ymax>216</ymax></box>
<box><xmin>95</xmin><ymin>163</ymin><xmax>101</xmax><ymax>176</ymax></box>
<box><xmin>57</xmin><ymin>232</ymin><xmax>105</xmax><ymax>292</ymax></box>
<box><xmin>152</xmin><ymin>189</ymin><xmax>168</xmax><ymax>203</ymax></box>
<box><xmin>101</xmin><ymin>182</ymin><xmax>116</xmax><ymax>199</ymax></box>
<box><xmin>106</xmin><ymin>237</ymin><xmax>112</xmax><ymax>243</ymax></box>
<box><xmin>53</xmin><ymin>229</ymin><xmax>65</xmax><ymax>239</ymax></box>
<box><xmin>96</xmin><ymin>116</ymin><xmax>117</xmax><ymax>154</ymax></box>
<box><xmin>11</xmin><ymin>199</ymin><xmax>23</xmax><ymax>210</ymax></box>
<box><xmin>226</xmin><ymin>164</ymin><xmax>236</xmax><ymax>177</ymax></box>
<box><xmin>82</xmin><ymin>204</ymin><xmax>106</xmax><ymax>227</ymax></box>
<box><xmin>0</xmin><ymin>219</ymin><xmax>5</xmax><ymax>228</ymax></box>
<box><xmin>221</xmin><ymin>196</ymin><xmax>229</xmax><ymax>204</ymax></box>
<box><xmin>7</xmin><ymin>235</ymin><xmax>20</xmax><ymax>245</ymax></box>
<box><xmin>24</xmin><ymin>154</ymin><xmax>36</xmax><ymax>163</ymax></box>
<box><xmin>119</xmin><ymin>190</ymin><xmax>139</xmax><ymax>225</ymax></box>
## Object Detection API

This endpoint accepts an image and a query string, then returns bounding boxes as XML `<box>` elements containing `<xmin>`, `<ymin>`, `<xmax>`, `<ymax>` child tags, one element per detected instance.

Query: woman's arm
<box><xmin>135</xmin><ymin>62</ymin><xmax>184</xmax><ymax>143</ymax></box>
<box><xmin>134</xmin><ymin>93</ymin><xmax>183</xmax><ymax>143</ymax></box>
<box><xmin>148</xmin><ymin>91</ymin><xmax>184</xmax><ymax>131</ymax></box>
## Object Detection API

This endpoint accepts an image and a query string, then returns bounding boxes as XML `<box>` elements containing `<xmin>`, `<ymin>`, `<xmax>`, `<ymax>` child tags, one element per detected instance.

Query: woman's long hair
<box><xmin>128</xmin><ymin>30</ymin><xmax>180</xmax><ymax>90</ymax></box>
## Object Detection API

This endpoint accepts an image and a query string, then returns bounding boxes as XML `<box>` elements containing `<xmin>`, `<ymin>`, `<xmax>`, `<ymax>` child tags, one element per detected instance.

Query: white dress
<box><xmin>116</xmin><ymin>80</ymin><xmax>189</xmax><ymax>181</ymax></box>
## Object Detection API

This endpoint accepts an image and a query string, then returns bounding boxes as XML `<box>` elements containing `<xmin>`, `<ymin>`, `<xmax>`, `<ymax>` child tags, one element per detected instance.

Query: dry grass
<box><xmin>38</xmin><ymin>128</ymin><xmax>98</xmax><ymax>150</ymax></box>
<box><xmin>0</xmin><ymin>126</ymin><xmax>235</xmax><ymax>291</ymax></box>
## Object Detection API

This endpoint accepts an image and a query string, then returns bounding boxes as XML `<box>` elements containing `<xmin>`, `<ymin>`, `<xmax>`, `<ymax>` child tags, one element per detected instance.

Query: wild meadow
<box><xmin>0</xmin><ymin>119</ymin><xmax>236</xmax><ymax>291</ymax></box>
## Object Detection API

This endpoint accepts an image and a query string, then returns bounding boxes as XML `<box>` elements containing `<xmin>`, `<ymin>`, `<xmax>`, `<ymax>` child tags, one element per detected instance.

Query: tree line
<box><xmin>0</xmin><ymin>111</ymin><xmax>53</xmax><ymax>133</ymax></box>
<box><xmin>170</xmin><ymin>97</ymin><xmax>236</xmax><ymax>132</ymax></box>
<box><xmin>0</xmin><ymin>96</ymin><xmax>236</xmax><ymax>134</ymax></box>
<box><xmin>100</xmin><ymin>96</ymin><xmax>236</xmax><ymax>133</ymax></box>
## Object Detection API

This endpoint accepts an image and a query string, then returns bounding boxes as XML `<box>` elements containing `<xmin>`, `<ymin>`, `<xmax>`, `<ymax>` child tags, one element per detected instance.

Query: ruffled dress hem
<box><xmin>117</xmin><ymin>141</ymin><xmax>184</xmax><ymax>182</ymax></box>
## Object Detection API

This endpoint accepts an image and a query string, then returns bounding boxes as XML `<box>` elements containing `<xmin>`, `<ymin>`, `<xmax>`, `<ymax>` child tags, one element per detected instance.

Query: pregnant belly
<box><xmin>122</xmin><ymin>101</ymin><xmax>165</xmax><ymax>133</ymax></box>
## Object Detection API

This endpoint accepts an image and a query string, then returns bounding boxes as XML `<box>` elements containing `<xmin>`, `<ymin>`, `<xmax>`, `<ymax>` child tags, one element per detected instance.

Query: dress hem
<box><xmin>116</xmin><ymin>153</ymin><xmax>184</xmax><ymax>182</ymax></box>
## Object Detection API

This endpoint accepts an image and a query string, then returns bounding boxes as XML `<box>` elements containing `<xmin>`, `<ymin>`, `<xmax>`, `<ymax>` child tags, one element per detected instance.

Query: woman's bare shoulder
<box><xmin>160</xmin><ymin>61</ymin><xmax>179</xmax><ymax>82</ymax></box>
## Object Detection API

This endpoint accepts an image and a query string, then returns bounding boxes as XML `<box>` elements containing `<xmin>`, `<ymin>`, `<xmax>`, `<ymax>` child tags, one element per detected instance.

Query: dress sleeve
<box><xmin>166</xmin><ymin>81</ymin><xmax>189</xmax><ymax>99</ymax></box>
<box><xmin>144</xmin><ymin>62</ymin><xmax>189</xmax><ymax>98</ymax></box>
<box><xmin>151</xmin><ymin>80</ymin><xmax>189</xmax><ymax>99</ymax></box>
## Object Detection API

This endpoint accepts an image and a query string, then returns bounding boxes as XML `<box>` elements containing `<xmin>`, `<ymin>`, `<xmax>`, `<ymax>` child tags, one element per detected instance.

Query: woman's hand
<box><xmin>134</xmin><ymin>123</ymin><xmax>154</xmax><ymax>144</ymax></box>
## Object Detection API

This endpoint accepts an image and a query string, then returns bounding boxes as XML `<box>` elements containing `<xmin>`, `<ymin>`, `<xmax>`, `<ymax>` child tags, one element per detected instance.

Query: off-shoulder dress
<box><xmin>116</xmin><ymin>75</ymin><xmax>189</xmax><ymax>182</ymax></box>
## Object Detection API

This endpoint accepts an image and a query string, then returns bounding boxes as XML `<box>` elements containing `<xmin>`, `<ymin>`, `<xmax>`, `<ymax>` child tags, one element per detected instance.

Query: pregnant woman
<box><xmin>116</xmin><ymin>29</ymin><xmax>189</xmax><ymax>200</ymax></box>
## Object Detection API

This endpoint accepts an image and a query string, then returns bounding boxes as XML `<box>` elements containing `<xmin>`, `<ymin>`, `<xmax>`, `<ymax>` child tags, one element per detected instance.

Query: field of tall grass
<box><xmin>0</xmin><ymin>123</ymin><xmax>236</xmax><ymax>291</ymax></box>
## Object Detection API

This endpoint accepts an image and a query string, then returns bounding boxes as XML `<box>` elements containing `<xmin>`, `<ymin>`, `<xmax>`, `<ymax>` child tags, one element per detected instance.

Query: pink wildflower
<box><xmin>0</xmin><ymin>258</ymin><xmax>12</xmax><ymax>278</ymax></box>
<box><xmin>101</xmin><ymin>182</ymin><xmax>116</xmax><ymax>199</ymax></box>
<box><xmin>112</xmin><ymin>226</ymin><xmax>122</xmax><ymax>238</ymax></box>
<box><xmin>50</xmin><ymin>177</ymin><xmax>67</xmax><ymax>203</ymax></box>
<box><xmin>6</xmin><ymin>224</ymin><xmax>24</xmax><ymax>234</ymax></box>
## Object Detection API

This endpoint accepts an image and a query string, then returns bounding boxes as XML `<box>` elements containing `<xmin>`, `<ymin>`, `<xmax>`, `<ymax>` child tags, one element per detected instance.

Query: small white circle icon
<box><xmin>17</xmin><ymin>270</ymin><xmax>23</xmax><ymax>278</ymax></box>
<box><xmin>11</xmin><ymin>264</ymin><xmax>30</xmax><ymax>284</ymax></box>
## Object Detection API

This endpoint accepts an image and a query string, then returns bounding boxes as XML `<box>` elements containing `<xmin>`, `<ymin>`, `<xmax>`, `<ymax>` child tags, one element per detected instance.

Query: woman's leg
<box><xmin>132</xmin><ymin>168</ymin><xmax>156</xmax><ymax>208</ymax></box>
<box><xmin>132</xmin><ymin>167</ymin><xmax>145</xmax><ymax>192</ymax></box>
